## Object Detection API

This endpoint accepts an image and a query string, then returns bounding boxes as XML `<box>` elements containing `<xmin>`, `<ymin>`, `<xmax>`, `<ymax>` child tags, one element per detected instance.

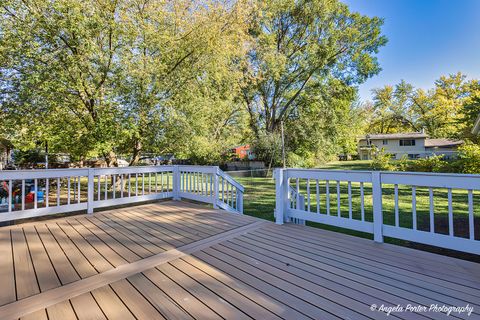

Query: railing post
<box><xmin>236</xmin><ymin>191</ymin><xmax>243</xmax><ymax>214</ymax></box>
<box><xmin>87</xmin><ymin>168</ymin><xmax>94</xmax><ymax>214</ymax></box>
<box><xmin>372</xmin><ymin>171</ymin><xmax>383</xmax><ymax>243</ymax></box>
<box><xmin>173</xmin><ymin>165</ymin><xmax>181</xmax><ymax>200</ymax></box>
<box><xmin>274</xmin><ymin>168</ymin><xmax>287</xmax><ymax>224</ymax></box>
<box><xmin>213</xmin><ymin>167</ymin><xmax>219</xmax><ymax>209</ymax></box>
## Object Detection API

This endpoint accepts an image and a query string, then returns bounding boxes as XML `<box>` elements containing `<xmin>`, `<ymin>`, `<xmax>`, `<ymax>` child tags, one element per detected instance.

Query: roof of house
<box><xmin>359</xmin><ymin>132</ymin><xmax>428</xmax><ymax>140</ymax></box>
<box><xmin>424</xmin><ymin>138</ymin><xmax>464</xmax><ymax>148</ymax></box>
<box><xmin>472</xmin><ymin>113</ymin><xmax>480</xmax><ymax>135</ymax></box>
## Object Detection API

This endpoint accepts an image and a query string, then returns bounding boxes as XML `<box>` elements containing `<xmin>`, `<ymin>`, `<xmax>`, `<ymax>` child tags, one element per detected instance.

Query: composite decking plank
<box><xmin>154</xmin><ymin>203</ymin><xmax>244</xmax><ymax>231</ymax></box>
<box><xmin>226</xmin><ymin>237</ymin><xmax>466</xmax><ymax>320</ymax></box>
<box><xmin>70</xmin><ymin>292</ymin><xmax>106</xmax><ymax>320</ymax></box>
<box><xmin>120</xmin><ymin>207</ymin><xmax>203</xmax><ymax>242</ymax></box>
<box><xmin>46</xmin><ymin>223</ymin><xmax>97</xmax><ymax>279</ymax></box>
<box><xmin>247</xmin><ymin>229</ymin><xmax>480</xmax><ymax>301</ymax></box>
<box><xmin>219</xmin><ymin>239</ymin><xmax>434</xmax><ymax>320</ymax></box>
<box><xmin>75</xmin><ymin>217</ymin><xmax>142</xmax><ymax>263</ymax></box>
<box><xmin>125</xmin><ymin>206</ymin><xmax>212</xmax><ymax>240</ymax></box>
<box><xmin>110</xmin><ymin>210</ymin><xmax>188</xmax><ymax>247</ymax></box>
<box><xmin>170</xmin><ymin>258</ymin><xmax>282</xmax><ymax>320</ymax></box>
<box><xmin>192</xmin><ymin>251</ymin><xmax>338</xmax><ymax>320</ymax></box>
<box><xmin>265</xmin><ymin>224</ymin><xmax>480</xmax><ymax>282</ymax></box>
<box><xmin>181</xmin><ymin>255</ymin><xmax>306</xmax><ymax>320</ymax></box>
<box><xmin>20</xmin><ymin>309</ymin><xmax>48</xmax><ymax>320</ymax></box>
<box><xmin>242</xmin><ymin>231</ymin><xmax>480</xmax><ymax>314</ymax></box>
<box><xmin>263</xmin><ymin>225</ymin><xmax>480</xmax><ymax>287</ymax></box>
<box><xmin>23</xmin><ymin>225</ymin><xmax>61</xmax><ymax>291</ymax></box>
<box><xmin>283</xmin><ymin>223</ymin><xmax>480</xmax><ymax>276</ymax></box>
<box><xmin>56</xmin><ymin>221</ymin><xmax>113</xmax><ymax>273</ymax></box>
<box><xmin>0</xmin><ymin>230</ymin><xmax>16</xmax><ymax>306</ymax></box>
<box><xmin>167</xmin><ymin>201</ymin><xmax>258</xmax><ymax>224</ymax></box>
<box><xmin>204</xmin><ymin>245</ymin><xmax>378</xmax><ymax>320</ymax></box>
<box><xmin>46</xmin><ymin>300</ymin><xmax>77</xmax><ymax>320</ymax></box>
<box><xmin>67</xmin><ymin>219</ymin><xmax>128</xmax><ymax>268</ymax></box>
<box><xmin>142</xmin><ymin>267</ymin><xmax>223</xmax><ymax>320</ymax></box>
<box><xmin>11</xmin><ymin>228</ymin><xmax>40</xmax><ymax>300</ymax></box>
<box><xmin>127</xmin><ymin>273</ymin><xmax>194</xmax><ymax>320</ymax></box>
<box><xmin>35</xmin><ymin>224</ymin><xmax>80</xmax><ymax>285</ymax></box>
<box><xmin>91</xmin><ymin>285</ymin><xmax>136</xmax><ymax>320</ymax></box>
<box><xmin>157</xmin><ymin>263</ymin><xmax>250</xmax><ymax>320</ymax></box>
<box><xmin>110</xmin><ymin>279</ymin><xmax>165</xmax><ymax>320</ymax></box>
<box><xmin>92</xmin><ymin>217</ymin><xmax>170</xmax><ymax>257</ymax></box>
<box><xmin>115</xmin><ymin>208</ymin><xmax>193</xmax><ymax>245</ymax></box>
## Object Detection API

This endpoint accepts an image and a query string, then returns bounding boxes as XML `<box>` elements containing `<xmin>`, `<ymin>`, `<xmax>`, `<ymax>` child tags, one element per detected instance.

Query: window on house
<box><xmin>399</xmin><ymin>139</ymin><xmax>416</xmax><ymax>146</ymax></box>
<box><xmin>382</xmin><ymin>139</ymin><xmax>388</xmax><ymax>145</ymax></box>
<box><xmin>408</xmin><ymin>154</ymin><xmax>420</xmax><ymax>159</ymax></box>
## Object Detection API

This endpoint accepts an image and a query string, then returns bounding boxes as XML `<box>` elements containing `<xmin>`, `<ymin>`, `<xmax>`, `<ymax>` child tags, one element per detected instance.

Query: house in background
<box><xmin>231</xmin><ymin>144</ymin><xmax>255</xmax><ymax>160</ymax></box>
<box><xmin>358</xmin><ymin>132</ymin><xmax>463</xmax><ymax>160</ymax></box>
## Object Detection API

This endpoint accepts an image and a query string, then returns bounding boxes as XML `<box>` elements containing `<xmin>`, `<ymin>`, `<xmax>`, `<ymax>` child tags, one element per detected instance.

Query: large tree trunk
<box><xmin>129</xmin><ymin>139</ymin><xmax>142</xmax><ymax>166</ymax></box>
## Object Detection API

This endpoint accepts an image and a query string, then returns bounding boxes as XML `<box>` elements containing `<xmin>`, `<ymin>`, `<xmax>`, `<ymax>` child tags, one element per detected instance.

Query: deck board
<box><xmin>0</xmin><ymin>200</ymin><xmax>479</xmax><ymax>320</ymax></box>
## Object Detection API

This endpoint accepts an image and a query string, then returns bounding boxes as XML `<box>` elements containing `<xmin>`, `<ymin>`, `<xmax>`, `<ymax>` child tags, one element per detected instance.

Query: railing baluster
<box><xmin>34</xmin><ymin>178</ymin><xmax>38</xmax><ymax>209</ymax></box>
<box><xmin>316</xmin><ymin>179</ymin><xmax>320</xmax><ymax>214</ymax></box>
<box><xmin>348</xmin><ymin>181</ymin><xmax>352</xmax><ymax>219</ymax></box>
<box><xmin>142</xmin><ymin>173</ymin><xmax>145</xmax><ymax>195</ymax></box>
<box><xmin>360</xmin><ymin>182</ymin><xmax>365</xmax><ymax>221</ymax></box>
<box><xmin>149</xmin><ymin>172</ymin><xmax>151</xmax><ymax>194</ymax></box>
<box><xmin>295</xmin><ymin>178</ymin><xmax>300</xmax><ymax>210</ymax></box>
<box><xmin>46</xmin><ymin>178</ymin><xmax>49</xmax><ymax>208</ymax></box>
<box><xmin>128</xmin><ymin>174</ymin><xmax>131</xmax><ymax>197</ymax></box>
<box><xmin>167</xmin><ymin>171</ymin><xmax>170</xmax><ymax>192</ymax></box>
<box><xmin>394</xmin><ymin>184</ymin><xmax>399</xmax><ymax>227</ymax></box>
<box><xmin>336</xmin><ymin>180</ymin><xmax>340</xmax><ymax>217</ymax></box>
<box><xmin>135</xmin><ymin>173</ymin><xmax>138</xmax><ymax>196</ymax></box>
<box><xmin>412</xmin><ymin>186</ymin><xmax>416</xmax><ymax>230</ymax></box>
<box><xmin>104</xmin><ymin>175</ymin><xmax>108</xmax><ymax>200</ymax></box>
<box><xmin>77</xmin><ymin>176</ymin><xmax>81</xmax><ymax>203</ymax></box>
<box><xmin>326</xmin><ymin>180</ymin><xmax>330</xmax><ymax>215</ymax></box>
<box><xmin>468</xmin><ymin>189</ymin><xmax>474</xmax><ymax>240</ymax></box>
<box><xmin>8</xmin><ymin>180</ymin><xmax>12</xmax><ymax>213</ymax></box>
<box><xmin>68</xmin><ymin>177</ymin><xmax>71</xmax><ymax>204</ymax></box>
<box><xmin>448</xmin><ymin>188</ymin><xmax>453</xmax><ymax>236</ymax></box>
<box><xmin>113</xmin><ymin>175</ymin><xmax>116</xmax><ymax>199</ymax></box>
<box><xmin>155</xmin><ymin>173</ymin><xmax>158</xmax><ymax>193</ymax></box>
<box><xmin>429</xmin><ymin>188</ymin><xmax>434</xmax><ymax>233</ymax></box>
<box><xmin>121</xmin><ymin>174</ymin><xmax>124</xmax><ymax>198</ymax></box>
<box><xmin>57</xmin><ymin>177</ymin><xmax>60</xmax><ymax>206</ymax></box>
<box><xmin>97</xmin><ymin>176</ymin><xmax>100</xmax><ymax>201</ymax></box>
<box><xmin>22</xmin><ymin>180</ymin><xmax>25</xmax><ymax>211</ymax></box>
<box><xmin>306</xmin><ymin>179</ymin><xmax>310</xmax><ymax>212</ymax></box>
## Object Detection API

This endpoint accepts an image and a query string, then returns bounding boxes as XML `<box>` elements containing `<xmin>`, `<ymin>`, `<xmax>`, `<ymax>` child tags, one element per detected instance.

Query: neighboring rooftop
<box><xmin>425</xmin><ymin>138</ymin><xmax>464</xmax><ymax>148</ymax></box>
<box><xmin>359</xmin><ymin>132</ymin><xmax>428</xmax><ymax>140</ymax></box>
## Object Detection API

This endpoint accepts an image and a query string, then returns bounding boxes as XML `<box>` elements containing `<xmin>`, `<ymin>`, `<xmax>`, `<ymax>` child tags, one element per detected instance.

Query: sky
<box><xmin>343</xmin><ymin>0</ymin><xmax>480</xmax><ymax>102</ymax></box>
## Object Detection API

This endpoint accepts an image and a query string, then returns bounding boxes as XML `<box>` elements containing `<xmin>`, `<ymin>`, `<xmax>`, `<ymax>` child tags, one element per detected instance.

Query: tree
<box><xmin>1</xmin><ymin>0</ymin><xmax>250</xmax><ymax>165</ymax></box>
<box><xmin>242</xmin><ymin>0</ymin><xmax>386</xmax><ymax>164</ymax></box>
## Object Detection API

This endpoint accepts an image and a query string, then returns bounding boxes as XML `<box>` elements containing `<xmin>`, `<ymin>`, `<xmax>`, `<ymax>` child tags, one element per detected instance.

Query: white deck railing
<box><xmin>0</xmin><ymin>165</ymin><xmax>243</xmax><ymax>222</ymax></box>
<box><xmin>275</xmin><ymin>169</ymin><xmax>480</xmax><ymax>255</ymax></box>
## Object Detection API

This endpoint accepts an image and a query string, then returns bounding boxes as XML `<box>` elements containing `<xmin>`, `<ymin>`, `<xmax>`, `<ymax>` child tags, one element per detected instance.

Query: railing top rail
<box><xmin>285</xmin><ymin>168</ymin><xmax>373</xmax><ymax>183</ymax></box>
<box><xmin>0</xmin><ymin>168</ymin><xmax>90</xmax><ymax>179</ymax></box>
<box><xmin>218</xmin><ymin>168</ymin><xmax>244</xmax><ymax>192</ymax></box>
<box><xmin>284</xmin><ymin>167</ymin><xmax>480</xmax><ymax>179</ymax></box>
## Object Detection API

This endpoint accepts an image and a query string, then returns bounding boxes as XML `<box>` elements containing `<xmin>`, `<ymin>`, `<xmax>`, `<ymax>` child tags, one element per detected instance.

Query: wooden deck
<box><xmin>0</xmin><ymin>201</ymin><xmax>479</xmax><ymax>320</ymax></box>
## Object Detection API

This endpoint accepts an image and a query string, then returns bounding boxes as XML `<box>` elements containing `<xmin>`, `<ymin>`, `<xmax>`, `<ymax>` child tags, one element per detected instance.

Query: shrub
<box><xmin>370</xmin><ymin>148</ymin><xmax>396</xmax><ymax>171</ymax></box>
<box><xmin>456</xmin><ymin>142</ymin><xmax>480</xmax><ymax>174</ymax></box>
<box><xmin>409</xmin><ymin>155</ymin><xmax>448</xmax><ymax>173</ymax></box>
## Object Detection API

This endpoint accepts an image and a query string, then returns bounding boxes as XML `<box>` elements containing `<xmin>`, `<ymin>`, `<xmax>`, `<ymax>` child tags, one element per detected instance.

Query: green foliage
<box><xmin>365</xmin><ymin>73</ymin><xmax>480</xmax><ymax>140</ymax></box>
<box><xmin>456</xmin><ymin>142</ymin><xmax>480</xmax><ymax>174</ymax></box>
<box><xmin>370</xmin><ymin>148</ymin><xmax>395</xmax><ymax>171</ymax></box>
<box><xmin>409</xmin><ymin>155</ymin><xmax>448</xmax><ymax>173</ymax></box>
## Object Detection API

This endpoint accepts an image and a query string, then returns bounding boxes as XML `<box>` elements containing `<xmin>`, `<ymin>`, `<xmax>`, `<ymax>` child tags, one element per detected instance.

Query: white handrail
<box><xmin>0</xmin><ymin>165</ymin><xmax>245</xmax><ymax>222</ymax></box>
<box><xmin>275</xmin><ymin>168</ymin><xmax>480</xmax><ymax>255</ymax></box>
